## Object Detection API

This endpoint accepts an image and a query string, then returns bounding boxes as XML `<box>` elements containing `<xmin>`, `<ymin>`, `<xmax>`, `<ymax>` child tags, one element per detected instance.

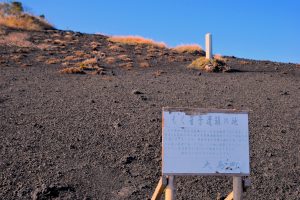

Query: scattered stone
<box><xmin>0</xmin><ymin>97</ymin><xmax>6</xmax><ymax>104</ymax></box>
<box><xmin>150</xmin><ymin>118</ymin><xmax>159</xmax><ymax>122</ymax></box>
<box><xmin>113</xmin><ymin>121</ymin><xmax>121</xmax><ymax>129</ymax></box>
<box><xmin>117</xmin><ymin>186</ymin><xmax>136</xmax><ymax>198</ymax></box>
<box><xmin>281</xmin><ymin>130</ymin><xmax>287</xmax><ymax>133</ymax></box>
<box><xmin>32</xmin><ymin>184</ymin><xmax>75</xmax><ymax>200</ymax></box>
<box><xmin>132</xmin><ymin>90</ymin><xmax>143</xmax><ymax>95</ymax></box>
<box><xmin>17</xmin><ymin>187</ymin><xmax>32</xmax><ymax>198</ymax></box>
<box><xmin>267</xmin><ymin>152</ymin><xmax>273</xmax><ymax>157</ymax></box>
<box><xmin>121</xmin><ymin>155</ymin><xmax>136</xmax><ymax>164</ymax></box>
<box><xmin>33</xmin><ymin>123</ymin><xmax>43</xmax><ymax>129</ymax></box>
<box><xmin>138</xmin><ymin>183</ymin><xmax>150</xmax><ymax>190</ymax></box>
<box><xmin>140</xmin><ymin>96</ymin><xmax>148</xmax><ymax>101</ymax></box>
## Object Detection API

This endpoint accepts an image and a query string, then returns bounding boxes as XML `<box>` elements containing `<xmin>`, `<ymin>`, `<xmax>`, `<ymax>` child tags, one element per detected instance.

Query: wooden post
<box><xmin>165</xmin><ymin>176</ymin><xmax>176</xmax><ymax>200</ymax></box>
<box><xmin>224</xmin><ymin>191</ymin><xmax>233</xmax><ymax>200</ymax></box>
<box><xmin>205</xmin><ymin>33</ymin><xmax>212</xmax><ymax>59</ymax></box>
<box><xmin>233</xmin><ymin>176</ymin><xmax>243</xmax><ymax>200</ymax></box>
<box><xmin>151</xmin><ymin>176</ymin><xmax>168</xmax><ymax>200</ymax></box>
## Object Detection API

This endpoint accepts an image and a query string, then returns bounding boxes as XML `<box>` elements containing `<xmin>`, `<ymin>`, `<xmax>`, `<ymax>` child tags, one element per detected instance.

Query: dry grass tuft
<box><xmin>59</xmin><ymin>67</ymin><xmax>85</xmax><ymax>74</ymax></box>
<box><xmin>90</xmin><ymin>41</ymin><xmax>101</xmax><ymax>50</ymax></box>
<box><xmin>239</xmin><ymin>60</ymin><xmax>250</xmax><ymax>65</ymax></box>
<box><xmin>173</xmin><ymin>44</ymin><xmax>203</xmax><ymax>53</ymax></box>
<box><xmin>188</xmin><ymin>57</ymin><xmax>229</xmax><ymax>72</ymax></box>
<box><xmin>63</xmin><ymin>55</ymin><xmax>79</xmax><ymax>62</ymax></box>
<box><xmin>36</xmin><ymin>43</ymin><xmax>52</xmax><ymax>50</ymax></box>
<box><xmin>0</xmin><ymin>2</ymin><xmax>53</xmax><ymax>30</ymax></box>
<box><xmin>214</xmin><ymin>54</ymin><xmax>228</xmax><ymax>62</ymax></box>
<box><xmin>108</xmin><ymin>45</ymin><xmax>125</xmax><ymax>52</ymax></box>
<box><xmin>36</xmin><ymin>55</ymin><xmax>46</xmax><ymax>62</ymax></box>
<box><xmin>81</xmin><ymin>58</ymin><xmax>98</xmax><ymax>65</ymax></box>
<box><xmin>117</xmin><ymin>54</ymin><xmax>132</xmax><ymax>62</ymax></box>
<box><xmin>53</xmin><ymin>39</ymin><xmax>66</xmax><ymax>46</ymax></box>
<box><xmin>119</xmin><ymin>62</ymin><xmax>134</xmax><ymax>70</ymax></box>
<box><xmin>153</xmin><ymin>70</ymin><xmax>166</xmax><ymax>77</ymax></box>
<box><xmin>64</xmin><ymin>34</ymin><xmax>74</xmax><ymax>40</ymax></box>
<box><xmin>0</xmin><ymin>32</ymin><xmax>33</xmax><ymax>47</ymax></box>
<box><xmin>108</xmin><ymin>35</ymin><xmax>166</xmax><ymax>48</ymax></box>
<box><xmin>0</xmin><ymin>14</ymin><xmax>53</xmax><ymax>31</ymax></box>
<box><xmin>105</xmin><ymin>57</ymin><xmax>116</xmax><ymax>64</ymax></box>
<box><xmin>102</xmin><ymin>76</ymin><xmax>113</xmax><ymax>81</ymax></box>
<box><xmin>45</xmin><ymin>58</ymin><xmax>60</xmax><ymax>65</ymax></box>
<box><xmin>74</xmin><ymin>51</ymin><xmax>86</xmax><ymax>57</ymax></box>
<box><xmin>139</xmin><ymin>61</ymin><xmax>150</xmax><ymax>68</ymax></box>
<box><xmin>78</xmin><ymin>58</ymin><xmax>102</xmax><ymax>71</ymax></box>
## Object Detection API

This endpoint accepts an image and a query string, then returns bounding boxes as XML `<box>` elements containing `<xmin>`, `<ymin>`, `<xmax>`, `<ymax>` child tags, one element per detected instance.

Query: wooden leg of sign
<box><xmin>165</xmin><ymin>176</ymin><xmax>176</xmax><ymax>200</ymax></box>
<box><xmin>233</xmin><ymin>176</ymin><xmax>243</xmax><ymax>200</ymax></box>
<box><xmin>151</xmin><ymin>176</ymin><xmax>168</xmax><ymax>200</ymax></box>
<box><xmin>224</xmin><ymin>191</ymin><xmax>233</xmax><ymax>200</ymax></box>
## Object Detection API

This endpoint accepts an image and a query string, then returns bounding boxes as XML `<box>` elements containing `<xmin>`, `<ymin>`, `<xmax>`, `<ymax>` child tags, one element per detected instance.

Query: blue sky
<box><xmin>9</xmin><ymin>0</ymin><xmax>300</xmax><ymax>63</ymax></box>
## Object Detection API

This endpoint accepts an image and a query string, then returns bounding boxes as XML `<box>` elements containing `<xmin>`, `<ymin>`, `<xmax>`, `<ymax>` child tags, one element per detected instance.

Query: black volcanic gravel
<box><xmin>0</xmin><ymin>28</ymin><xmax>299</xmax><ymax>200</ymax></box>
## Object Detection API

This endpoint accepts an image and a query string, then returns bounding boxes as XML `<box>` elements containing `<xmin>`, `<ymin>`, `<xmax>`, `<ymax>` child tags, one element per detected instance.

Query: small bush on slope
<box><xmin>0</xmin><ymin>2</ymin><xmax>54</xmax><ymax>30</ymax></box>
<box><xmin>108</xmin><ymin>35</ymin><xmax>166</xmax><ymax>48</ymax></box>
<box><xmin>173</xmin><ymin>44</ymin><xmax>204</xmax><ymax>54</ymax></box>
<box><xmin>188</xmin><ymin>57</ymin><xmax>230</xmax><ymax>72</ymax></box>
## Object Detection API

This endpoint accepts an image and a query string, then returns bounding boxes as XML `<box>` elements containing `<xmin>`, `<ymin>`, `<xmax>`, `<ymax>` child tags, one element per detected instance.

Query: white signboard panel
<box><xmin>162</xmin><ymin>108</ymin><xmax>250</xmax><ymax>175</ymax></box>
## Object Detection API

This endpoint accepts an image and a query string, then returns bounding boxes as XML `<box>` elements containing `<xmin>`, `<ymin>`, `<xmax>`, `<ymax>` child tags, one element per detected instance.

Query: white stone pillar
<box><xmin>205</xmin><ymin>33</ymin><xmax>212</xmax><ymax>59</ymax></box>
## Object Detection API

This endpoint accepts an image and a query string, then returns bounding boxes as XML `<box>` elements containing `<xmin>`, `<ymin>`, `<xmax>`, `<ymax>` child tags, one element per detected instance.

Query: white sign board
<box><xmin>162</xmin><ymin>108</ymin><xmax>250</xmax><ymax>175</ymax></box>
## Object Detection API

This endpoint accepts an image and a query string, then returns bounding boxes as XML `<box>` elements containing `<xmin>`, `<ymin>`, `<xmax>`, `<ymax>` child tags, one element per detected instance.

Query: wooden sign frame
<box><xmin>152</xmin><ymin>107</ymin><xmax>251</xmax><ymax>200</ymax></box>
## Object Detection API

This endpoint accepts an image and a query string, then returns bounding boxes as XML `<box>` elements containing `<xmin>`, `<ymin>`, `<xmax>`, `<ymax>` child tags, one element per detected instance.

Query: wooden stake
<box><xmin>205</xmin><ymin>33</ymin><xmax>212</xmax><ymax>60</ymax></box>
<box><xmin>165</xmin><ymin>176</ymin><xmax>176</xmax><ymax>200</ymax></box>
<box><xmin>224</xmin><ymin>191</ymin><xmax>233</xmax><ymax>200</ymax></box>
<box><xmin>151</xmin><ymin>176</ymin><xmax>167</xmax><ymax>200</ymax></box>
<box><xmin>233</xmin><ymin>176</ymin><xmax>243</xmax><ymax>200</ymax></box>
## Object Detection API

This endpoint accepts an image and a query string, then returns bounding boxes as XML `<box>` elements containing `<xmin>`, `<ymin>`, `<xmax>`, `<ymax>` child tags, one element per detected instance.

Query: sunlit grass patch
<box><xmin>63</xmin><ymin>55</ymin><xmax>79</xmax><ymax>62</ymax></box>
<box><xmin>173</xmin><ymin>44</ymin><xmax>203</xmax><ymax>53</ymax></box>
<box><xmin>117</xmin><ymin>54</ymin><xmax>132</xmax><ymax>62</ymax></box>
<box><xmin>153</xmin><ymin>70</ymin><xmax>166</xmax><ymax>77</ymax></box>
<box><xmin>119</xmin><ymin>62</ymin><xmax>134</xmax><ymax>70</ymax></box>
<box><xmin>59</xmin><ymin>67</ymin><xmax>85</xmax><ymax>74</ymax></box>
<box><xmin>0</xmin><ymin>32</ymin><xmax>33</xmax><ymax>47</ymax></box>
<box><xmin>105</xmin><ymin>57</ymin><xmax>116</xmax><ymax>64</ymax></box>
<box><xmin>108</xmin><ymin>44</ymin><xmax>125</xmax><ymax>52</ymax></box>
<box><xmin>188</xmin><ymin>57</ymin><xmax>229</xmax><ymax>72</ymax></box>
<box><xmin>139</xmin><ymin>61</ymin><xmax>150</xmax><ymax>68</ymax></box>
<box><xmin>74</xmin><ymin>51</ymin><xmax>86</xmax><ymax>57</ymax></box>
<box><xmin>239</xmin><ymin>60</ymin><xmax>250</xmax><ymax>65</ymax></box>
<box><xmin>78</xmin><ymin>58</ymin><xmax>102</xmax><ymax>71</ymax></box>
<box><xmin>0</xmin><ymin>14</ymin><xmax>53</xmax><ymax>30</ymax></box>
<box><xmin>45</xmin><ymin>58</ymin><xmax>60</xmax><ymax>64</ymax></box>
<box><xmin>213</xmin><ymin>54</ymin><xmax>228</xmax><ymax>62</ymax></box>
<box><xmin>108</xmin><ymin>35</ymin><xmax>166</xmax><ymax>48</ymax></box>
